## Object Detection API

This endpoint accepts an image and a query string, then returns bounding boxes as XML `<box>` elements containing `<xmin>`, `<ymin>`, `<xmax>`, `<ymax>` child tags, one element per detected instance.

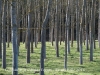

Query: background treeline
<box><xmin>0</xmin><ymin>0</ymin><xmax>99</xmax><ymax>42</ymax></box>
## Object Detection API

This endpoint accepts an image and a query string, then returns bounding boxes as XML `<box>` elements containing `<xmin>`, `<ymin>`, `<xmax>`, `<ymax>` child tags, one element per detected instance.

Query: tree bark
<box><xmin>40</xmin><ymin>0</ymin><xmax>51</xmax><ymax>75</ymax></box>
<box><xmin>76</xmin><ymin>0</ymin><xmax>79</xmax><ymax>52</ymax></box>
<box><xmin>55</xmin><ymin>0</ymin><xmax>59</xmax><ymax>57</ymax></box>
<box><xmin>26</xmin><ymin>0</ymin><xmax>31</xmax><ymax>63</ymax></box>
<box><xmin>2</xmin><ymin>0</ymin><xmax>6</xmax><ymax>69</ymax></box>
<box><xmin>85</xmin><ymin>0</ymin><xmax>89</xmax><ymax>50</ymax></box>
<box><xmin>90</xmin><ymin>0</ymin><xmax>95</xmax><ymax>61</ymax></box>
<box><xmin>70</xmin><ymin>0</ymin><xmax>74</xmax><ymax>47</ymax></box>
<box><xmin>11</xmin><ymin>0</ymin><xmax>18</xmax><ymax>75</ymax></box>
<box><xmin>0</xmin><ymin>0</ymin><xmax>2</xmax><ymax>59</ymax></box>
<box><xmin>7</xmin><ymin>1</ymin><xmax>10</xmax><ymax>48</ymax></box>
<box><xmin>98</xmin><ymin>0</ymin><xmax>100</xmax><ymax>48</ymax></box>
<box><xmin>64</xmin><ymin>0</ymin><xmax>70</xmax><ymax>69</ymax></box>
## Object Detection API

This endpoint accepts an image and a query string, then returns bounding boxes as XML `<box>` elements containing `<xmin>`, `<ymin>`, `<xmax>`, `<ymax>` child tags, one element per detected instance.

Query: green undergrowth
<box><xmin>0</xmin><ymin>41</ymin><xmax>100</xmax><ymax>75</ymax></box>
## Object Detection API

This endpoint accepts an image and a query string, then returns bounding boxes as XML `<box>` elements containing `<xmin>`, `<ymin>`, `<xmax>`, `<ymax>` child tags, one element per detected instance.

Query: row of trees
<box><xmin>0</xmin><ymin>0</ymin><xmax>100</xmax><ymax>75</ymax></box>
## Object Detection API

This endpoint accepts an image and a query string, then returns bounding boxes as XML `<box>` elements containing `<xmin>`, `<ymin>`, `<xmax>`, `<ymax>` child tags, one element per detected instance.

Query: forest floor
<box><xmin>0</xmin><ymin>41</ymin><xmax>100</xmax><ymax>75</ymax></box>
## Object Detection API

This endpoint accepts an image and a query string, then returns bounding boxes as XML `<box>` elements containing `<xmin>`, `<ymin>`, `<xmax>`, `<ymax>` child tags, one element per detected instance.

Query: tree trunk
<box><xmin>79</xmin><ymin>0</ymin><xmax>86</xmax><ymax>65</ymax></box>
<box><xmin>76</xmin><ymin>0</ymin><xmax>79</xmax><ymax>52</ymax></box>
<box><xmin>50</xmin><ymin>4</ymin><xmax>54</xmax><ymax>46</ymax></box>
<box><xmin>34</xmin><ymin>1</ymin><xmax>38</xmax><ymax>48</ymax></box>
<box><xmin>79</xmin><ymin>19</ymin><xmax>83</xmax><ymax>64</ymax></box>
<box><xmin>7</xmin><ymin>1</ymin><xmax>10</xmax><ymax>48</ymax></box>
<box><xmin>98</xmin><ymin>0</ymin><xmax>100</xmax><ymax>48</ymax></box>
<box><xmin>26</xmin><ymin>0</ymin><xmax>31</xmax><ymax>63</ymax></box>
<box><xmin>11</xmin><ymin>0</ymin><xmax>18</xmax><ymax>75</ymax></box>
<box><xmin>93</xmin><ymin>1</ymin><xmax>96</xmax><ymax>49</ymax></box>
<box><xmin>85</xmin><ymin>0</ymin><xmax>89</xmax><ymax>50</ymax></box>
<box><xmin>2</xmin><ymin>0</ymin><xmax>6</xmax><ymax>69</ymax></box>
<box><xmin>0</xmin><ymin>0</ymin><xmax>2</xmax><ymax>59</ymax></box>
<box><xmin>55</xmin><ymin>0</ymin><xmax>59</xmax><ymax>57</ymax></box>
<box><xmin>64</xmin><ymin>0</ymin><xmax>70</xmax><ymax>69</ymax></box>
<box><xmin>40</xmin><ymin>0</ymin><xmax>51</xmax><ymax>75</ymax></box>
<box><xmin>16</xmin><ymin>0</ymin><xmax>20</xmax><ymax>56</ymax></box>
<box><xmin>90</xmin><ymin>0</ymin><xmax>95</xmax><ymax>61</ymax></box>
<box><xmin>70</xmin><ymin>0</ymin><xmax>74</xmax><ymax>47</ymax></box>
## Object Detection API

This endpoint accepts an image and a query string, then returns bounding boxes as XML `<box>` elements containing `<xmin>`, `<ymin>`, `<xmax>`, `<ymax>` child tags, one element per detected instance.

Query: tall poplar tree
<box><xmin>76</xmin><ymin>0</ymin><xmax>79</xmax><ymax>52</ymax></box>
<box><xmin>55</xmin><ymin>0</ymin><xmax>59</xmax><ymax>57</ymax></box>
<box><xmin>0</xmin><ymin>0</ymin><xmax>2</xmax><ymax>59</ymax></box>
<box><xmin>2</xmin><ymin>0</ymin><xmax>6</xmax><ymax>69</ymax></box>
<box><xmin>11</xmin><ymin>0</ymin><xmax>18</xmax><ymax>75</ymax></box>
<box><xmin>26</xmin><ymin>0</ymin><xmax>31</xmax><ymax>63</ymax></box>
<box><xmin>90</xmin><ymin>0</ymin><xmax>95</xmax><ymax>61</ymax></box>
<box><xmin>98</xmin><ymin>0</ymin><xmax>100</xmax><ymax>47</ymax></box>
<box><xmin>64</xmin><ymin>0</ymin><xmax>70</xmax><ymax>69</ymax></box>
<box><xmin>40</xmin><ymin>0</ymin><xmax>51</xmax><ymax>75</ymax></box>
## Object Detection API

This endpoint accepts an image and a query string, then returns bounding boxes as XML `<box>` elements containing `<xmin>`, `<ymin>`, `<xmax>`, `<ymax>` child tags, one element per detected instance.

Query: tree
<box><xmin>2</xmin><ymin>0</ymin><xmax>6</xmax><ymax>69</ymax></box>
<box><xmin>55</xmin><ymin>0</ymin><xmax>59</xmax><ymax>57</ymax></box>
<box><xmin>79</xmin><ymin>0</ymin><xmax>86</xmax><ymax>65</ymax></box>
<box><xmin>67</xmin><ymin>0</ymin><xmax>71</xmax><ymax>54</ymax></box>
<box><xmin>90</xmin><ymin>0</ymin><xmax>95</xmax><ymax>61</ymax></box>
<box><xmin>50</xmin><ymin>1</ymin><xmax>54</xmax><ymax>46</ymax></box>
<box><xmin>98</xmin><ymin>0</ymin><xmax>100</xmax><ymax>48</ymax></box>
<box><xmin>11</xmin><ymin>0</ymin><xmax>18</xmax><ymax>75</ymax></box>
<box><xmin>26</xmin><ymin>0</ymin><xmax>31</xmax><ymax>63</ymax></box>
<box><xmin>70</xmin><ymin>0</ymin><xmax>74</xmax><ymax>47</ymax></box>
<box><xmin>0</xmin><ymin>0</ymin><xmax>2</xmax><ymax>59</ymax></box>
<box><xmin>76</xmin><ymin>0</ymin><xmax>80</xmax><ymax>52</ymax></box>
<box><xmin>64</xmin><ymin>0</ymin><xmax>70</xmax><ymax>69</ymax></box>
<box><xmin>40</xmin><ymin>0</ymin><xmax>51</xmax><ymax>75</ymax></box>
<box><xmin>85</xmin><ymin>0</ymin><xmax>89</xmax><ymax>50</ymax></box>
<box><xmin>7</xmin><ymin>0</ymin><xmax>10</xmax><ymax>48</ymax></box>
<box><xmin>79</xmin><ymin>17</ymin><xmax>83</xmax><ymax>64</ymax></box>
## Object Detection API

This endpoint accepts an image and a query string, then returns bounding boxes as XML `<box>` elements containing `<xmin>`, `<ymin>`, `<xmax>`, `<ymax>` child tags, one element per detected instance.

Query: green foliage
<box><xmin>0</xmin><ymin>42</ymin><xmax>100</xmax><ymax>75</ymax></box>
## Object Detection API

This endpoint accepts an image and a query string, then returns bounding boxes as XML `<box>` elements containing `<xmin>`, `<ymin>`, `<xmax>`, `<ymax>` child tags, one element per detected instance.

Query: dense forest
<box><xmin>0</xmin><ymin>0</ymin><xmax>100</xmax><ymax>75</ymax></box>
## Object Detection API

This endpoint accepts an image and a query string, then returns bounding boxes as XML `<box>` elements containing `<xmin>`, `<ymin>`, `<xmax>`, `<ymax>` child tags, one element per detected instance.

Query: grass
<box><xmin>0</xmin><ymin>41</ymin><xmax>100</xmax><ymax>75</ymax></box>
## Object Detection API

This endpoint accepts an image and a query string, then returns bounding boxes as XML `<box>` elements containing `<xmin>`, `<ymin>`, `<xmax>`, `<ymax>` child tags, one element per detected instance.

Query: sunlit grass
<box><xmin>0</xmin><ymin>41</ymin><xmax>100</xmax><ymax>75</ymax></box>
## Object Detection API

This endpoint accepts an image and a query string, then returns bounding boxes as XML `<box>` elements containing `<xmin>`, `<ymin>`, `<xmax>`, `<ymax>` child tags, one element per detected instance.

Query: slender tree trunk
<box><xmin>67</xmin><ymin>0</ymin><xmax>71</xmax><ymax>54</ymax></box>
<box><xmin>41</xmin><ymin>0</ymin><xmax>46</xmax><ymax>59</ymax></box>
<box><xmin>64</xmin><ymin>0</ymin><xmax>70</xmax><ymax>69</ymax></box>
<box><xmin>55</xmin><ymin>0</ymin><xmax>59</xmax><ymax>57</ymax></box>
<box><xmin>61</xmin><ymin>0</ymin><xmax>65</xmax><ymax>42</ymax></box>
<box><xmin>70</xmin><ymin>0</ymin><xmax>74</xmax><ymax>47</ymax></box>
<box><xmin>85</xmin><ymin>0</ymin><xmax>89</xmax><ymax>50</ymax></box>
<box><xmin>40</xmin><ymin>0</ymin><xmax>51</xmax><ymax>75</ymax></box>
<box><xmin>88</xmin><ymin>2</ymin><xmax>91</xmax><ymax>44</ymax></box>
<box><xmin>22</xmin><ymin>3</ymin><xmax>25</xmax><ymax>44</ymax></box>
<box><xmin>37</xmin><ymin>0</ymin><xmax>41</xmax><ymax>42</ymax></box>
<box><xmin>0</xmin><ymin>0</ymin><xmax>2</xmax><ymax>59</ymax></box>
<box><xmin>90</xmin><ymin>0</ymin><xmax>95</xmax><ymax>61</ymax></box>
<box><xmin>16</xmin><ymin>0</ymin><xmax>20</xmax><ymax>56</ymax></box>
<box><xmin>79</xmin><ymin>19</ymin><xmax>83</xmax><ymax>65</ymax></box>
<box><xmin>11</xmin><ymin>0</ymin><xmax>18</xmax><ymax>75</ymax></box>
<box><xmin>79</xmin><ymin>0</ymin><xmax>86</xmax><ymax>65</ymax></box>
<box><xmin>93</xmin><ymin>1</ymin><xmax>96</xmax><ymax>49</ymax></box>
<box><xmin>50</xmin><ymin>5</ymin><xmax>54</xmax><ymax>46</ymax></box>
<box><xmin>25</xmin><ymin>11</ymin><xmax>27</xmax><ymax>46</ymax></box>
<box><xmin>2</xmin><ymin>0</ymin><xmax>6</xmax><ymax>69</ymax></box>
<box><xmin>7</xmin><ymin>1</ymin><xmax>10</xmax><ymax>48</ymax></box>
<box><xmin>26</xmin><ymin>0</ymin><xmax>31</xmax><ymax>63</ymax></box>
<box><xmin>30</xmin><ymin>3</ymin><xmax>34</xmax><ymax>53</ymax></box>
<box><xmin>34</xmin><ymin>1</ymin><xmax>38</xmax><ymax>48</ymax></box>
<box><xmin>31</xmin><ymin>29</ymin><xmax>34</xmax><ymax>53</ymax></box>
<box><xmin>59</xmin><ymin>1</ymin><xmax>62</xmax><ymax>45</ymax></box>
<box><xmin>76</xmin><ymin>0</ymin><xmax>80</xmax><ymax>52</ymax></box>
<box><xmin>98</xmin><ymin>0</ymin><xmax>100</xmax><ymax>48</ymax></box>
